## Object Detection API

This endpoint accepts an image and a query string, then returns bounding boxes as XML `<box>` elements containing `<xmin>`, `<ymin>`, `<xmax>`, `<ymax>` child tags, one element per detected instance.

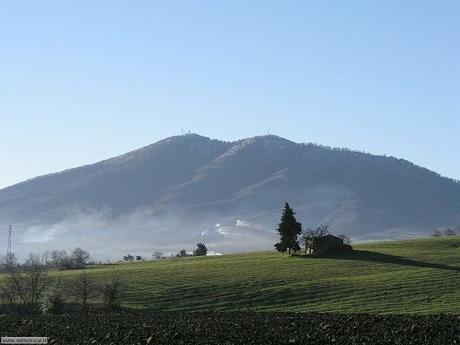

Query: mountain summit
<box><xmin>1</xmin><ymin>134</ymin><xmax>459</xmax><ymax>257</ymax></box>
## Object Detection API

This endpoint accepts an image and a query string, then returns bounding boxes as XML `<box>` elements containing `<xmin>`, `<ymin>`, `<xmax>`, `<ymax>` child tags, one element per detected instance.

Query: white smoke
<box><xmin>2</xmin><ymin>207</ymin><xmax>278</xmax><ymax>262</ymax></box>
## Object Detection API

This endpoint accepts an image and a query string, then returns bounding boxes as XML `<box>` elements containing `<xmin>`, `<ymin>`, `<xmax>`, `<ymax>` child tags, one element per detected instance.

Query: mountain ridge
<box><xmin>1</xmin><ymin>134</ymin><xmax>459</xmax><ymax>258</ymax></box>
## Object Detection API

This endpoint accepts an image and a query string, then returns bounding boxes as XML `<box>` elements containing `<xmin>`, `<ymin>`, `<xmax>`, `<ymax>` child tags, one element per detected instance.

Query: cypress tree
<box><xmin>274</xmin><ymin>202</ymin><xmax>302</xmax><ymax>254</ymax></box>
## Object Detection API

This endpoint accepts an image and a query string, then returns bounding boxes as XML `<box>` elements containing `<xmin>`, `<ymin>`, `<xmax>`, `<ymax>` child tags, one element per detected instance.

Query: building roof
<box><xmin>317</xmin><ymin>234</ymin><xmax>343</xmax><ymax>241</ymax></box>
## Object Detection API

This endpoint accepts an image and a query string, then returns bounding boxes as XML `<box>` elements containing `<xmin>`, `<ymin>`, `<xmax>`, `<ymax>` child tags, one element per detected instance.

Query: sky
<box><xmin>0</xmin><ymin>0</ymin><xmax>459</xmax><ymax>189</ymax></box>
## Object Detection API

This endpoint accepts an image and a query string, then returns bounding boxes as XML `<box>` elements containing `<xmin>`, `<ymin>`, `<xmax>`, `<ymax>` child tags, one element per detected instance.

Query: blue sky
<box><xmin>0</xmin><ymin>1</ymin><xmax>459</xmax><ymax>189</ymax></box>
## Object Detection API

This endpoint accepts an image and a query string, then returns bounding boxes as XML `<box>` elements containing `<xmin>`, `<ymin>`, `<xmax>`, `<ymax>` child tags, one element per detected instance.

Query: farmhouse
<box><xmin>308</xmin><ymin>234</ymin><xmax>345</xmax><ymax>255</ymax></box>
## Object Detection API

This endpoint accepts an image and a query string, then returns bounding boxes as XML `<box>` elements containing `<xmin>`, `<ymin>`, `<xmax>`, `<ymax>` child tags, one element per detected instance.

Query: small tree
<box><xmin>70</xmin><ymin>272</ymin><xmax>96</xmax><ymax>308</ymax></box>
<box><xmin>177</xmin><ymin>249</ymin><xmax>188</xmax><ymax>257</ymax></box>
<box><xmin>432</xmin><ymin>230</ymin><xmax>442</xmax><ymax>237</ymax></box>
<box><xmin>193</xmin><ymin>243</ymin><xmax>208</xmax><ymax>256</ymax></box>
<box><xmin>135</xmin><ymin>256</ymin><xmax>143</xmax><ymax>261</ymax></box>
<box><xmin>274</xmin><ymin>202</ymin><xmax>302</xmax><ymax>254</ymax></box>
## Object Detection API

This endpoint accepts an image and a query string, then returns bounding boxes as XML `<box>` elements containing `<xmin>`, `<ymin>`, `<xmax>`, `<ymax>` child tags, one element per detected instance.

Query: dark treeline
<box><xmin>1</xmin><ymin>247</ymin><xmax>92</xmax><ymax>272</ymax></box>
<box><xmin>0</xmin><ymin>252</ymin><xmax>122</xmax><ymax>315</ymax></box>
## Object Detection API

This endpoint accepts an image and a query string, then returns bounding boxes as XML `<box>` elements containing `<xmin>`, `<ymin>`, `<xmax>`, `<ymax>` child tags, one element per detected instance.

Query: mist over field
<box><xmin>0</xmin><ymin>206</ymin><xmax>278</xmax><ymax>261</ymax></box>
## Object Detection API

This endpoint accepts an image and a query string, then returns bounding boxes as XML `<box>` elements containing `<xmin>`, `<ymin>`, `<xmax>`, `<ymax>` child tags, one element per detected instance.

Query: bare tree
<box><xmin>0</xmin><ymin>254</ymin><xmax>50</xmax><ymax>311</ymax></box>
<box><xmin>299</xmin><ymin>228</ymin><xmax>313</xmax><ymax>253</ymax></box>
<box><xmin>49</xmin><ymin>250</ymin><xmax>69</xmax><ymax>269</ymax></box>
<box><xmin>41</xmin><ymin>251</ymin><xmax>50</xmax><ymax>267</ymax></box>
<box><xmin>301</xmin><ymin>224</ymin><xmax>329</xmax><ymax>254</ymax></box>
<box><xmin>70</xmin><ymin>271</ymin><xmax>96</xmax><ymax>308</ymax></box>
<box><xmin>71</xmin><ymin>248</ymin><xmax>91</xmax><ymax>268</ymax></box>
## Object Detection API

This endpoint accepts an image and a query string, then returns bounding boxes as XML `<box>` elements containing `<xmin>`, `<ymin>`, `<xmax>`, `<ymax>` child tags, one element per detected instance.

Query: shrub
<box><xmin>70</xmin><ymin>272</ymin><xmax>97</xmax><ymax>308</ymax></box>
<box><xmin>41</xmin><ymin>284</ymin><xmax>65</xmax><ymax>314</ymax></box>
<box><xmin>101</xmin><ymin>270</ymin><xmax>122</xmax><ymax>311</ymax></box>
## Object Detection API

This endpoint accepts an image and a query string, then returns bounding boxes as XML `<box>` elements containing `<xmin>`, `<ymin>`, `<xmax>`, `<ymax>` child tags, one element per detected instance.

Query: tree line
<box><xmin>1</xmin><ymin>247</ymin><xmax>92</xmax><ymax>272</ymax></box>
<box><xmin>122</xmin><ymin>242</ymin><xmax>208</xmax><ymax>262</ymax></box>
<box><xmin>432</xmin><ymin>227</ymin><xmax>458</xmax><ymax>237</ymax></box>
<box><xmin>0</xmin><ymin>251</ymin><xmax>122</xmax><ymax>315</ymax></box>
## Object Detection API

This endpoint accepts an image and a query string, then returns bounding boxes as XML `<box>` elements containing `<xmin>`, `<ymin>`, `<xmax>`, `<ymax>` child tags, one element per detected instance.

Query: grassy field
<box><xmin>28</xmin><ymin>236</ymin><xmax>460</xmax><ymax>314</ymax></box>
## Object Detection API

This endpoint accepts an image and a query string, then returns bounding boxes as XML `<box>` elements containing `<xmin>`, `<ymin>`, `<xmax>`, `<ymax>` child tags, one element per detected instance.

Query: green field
<box><xmin>26</xmin><ymin>236</ymin><xmax>460</xmax><ymax>314</ymax></box>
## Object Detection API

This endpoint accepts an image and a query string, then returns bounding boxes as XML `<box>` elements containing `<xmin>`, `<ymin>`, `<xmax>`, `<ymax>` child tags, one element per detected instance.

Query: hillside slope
<box><xmin>1</xmin><ymin>134</ymin><xmax>460</xmax><ymax>258</ymax></box>
<box><xmin>45</xmin><ymin>236</ymin><xmax>460</xmax><ymax>314</ymax></box>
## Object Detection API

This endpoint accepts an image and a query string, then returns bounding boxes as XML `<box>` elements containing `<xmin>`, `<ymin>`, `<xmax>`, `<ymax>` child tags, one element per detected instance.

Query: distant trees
<box><xmin>274</xmin><ymin>203</ymin><xmax>302</xmax><ymax>254</ymax></box>
<box><xmin>0</xmin><ymin>250</ymin><xmax>124</xmax><ymax>315</ymax></box>
<box><xmin>174</xmin><ymin>243</ymin><xmax>209</xmax><ymax>258</ymax></box>
<box><xmin>433</xmin><ymin>228</ymin><xmax>458</xmax><ymax>237</ymax></box>
<box><xmin>193</xmin><ymin>243</ymin><xmax>208</xmax><ymax>256</ymax></box>
<box><xmin>444</xmin><ymin>229</ymin><xmax>457</xmax><ymax>236</ymax></box>
<box><xmin>122</xmin><ymin>254</ymin><xmax>146</xmax><ymax>262</ymax></box>
<box><xmin>46</xmin><ymin>248</ymin><xmax>91</xmax><ymax>269</ymax></box>
<box><xmin>152</xmin><ymin>251</ymin><xmax>164</xmax><ymax>260</ymax></box>
<box><xmin>71</xmin><ymin>248</ymin><xmax>91</xmax><ymax>268</ymax></box>
<box><xmin>0</xmin><ymin>253</ymin><xmax>17</xmax><ymax>272</ymax></box>
<box><xmin>49</xmin><ymin>250</ymin><xmax>70</xmax><ymax>268</ymax></box>
<box><xmin>5</xmin><ymin>252</ymin><xmax>17</xmax><ymax>267</ymax></box>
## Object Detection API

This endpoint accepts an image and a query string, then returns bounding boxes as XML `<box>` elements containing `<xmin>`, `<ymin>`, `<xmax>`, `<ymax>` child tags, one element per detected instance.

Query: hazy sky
<box><xmin>0</xmin><ymin>1</ymin><xmax>459</xmax><ymax>189</ymax></box>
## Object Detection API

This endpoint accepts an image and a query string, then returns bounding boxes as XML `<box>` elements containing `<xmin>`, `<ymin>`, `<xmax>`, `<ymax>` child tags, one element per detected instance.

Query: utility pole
<box><xmin>7</xmin><ymin>224</ymin><xmax>12</xmax><ymax>264</ymax></box>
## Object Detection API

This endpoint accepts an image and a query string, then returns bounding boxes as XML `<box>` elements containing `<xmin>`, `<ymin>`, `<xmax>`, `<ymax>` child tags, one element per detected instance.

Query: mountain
<box><xmin>1</xmin><ymin>134</ymin><xmax>459</xmax><ymax>259</ymax></box>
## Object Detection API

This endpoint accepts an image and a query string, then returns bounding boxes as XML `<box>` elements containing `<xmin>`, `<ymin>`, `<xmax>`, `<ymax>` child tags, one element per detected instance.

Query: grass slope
<box><xmin>37</xmin><ymin>236</ymin><xmax>460</xmax><ymax>314</ymax></box>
